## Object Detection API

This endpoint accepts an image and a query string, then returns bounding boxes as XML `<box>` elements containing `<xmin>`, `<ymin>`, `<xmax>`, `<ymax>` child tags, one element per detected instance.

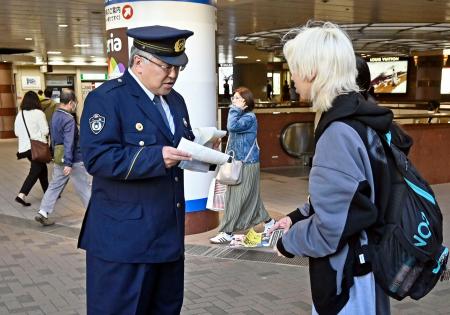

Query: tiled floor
<box><xmin>1</xmin><ymin>138</ymin><xmax>450</xmax><ymax>314</ymax></box>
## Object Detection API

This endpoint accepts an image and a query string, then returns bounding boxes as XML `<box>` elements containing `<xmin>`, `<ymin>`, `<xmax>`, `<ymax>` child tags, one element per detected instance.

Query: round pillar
<box><xmin>0</xmin><ymin>63</ymin><xmax>16</xmax><ymax>139</ymax></box>
<box><xmin>104</xmin><ymin>0</ymin><xmax>219</xmax><ymax>234</ymax></box>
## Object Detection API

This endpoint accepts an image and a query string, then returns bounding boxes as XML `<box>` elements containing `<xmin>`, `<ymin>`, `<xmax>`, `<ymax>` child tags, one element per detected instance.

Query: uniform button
<box><xmin>174</xmin><ymin>176</ymin><xmax>179</xmax><ymax>182</ymax></box>
<box><xmin>139</xmin><ymin>141</ymin><xmax>144</xmax><ymax>146</ymax></box>
<box><xmin>176</xmin><ymin>202</ymin><xmax>181</xmax><ymax>208</ymax></box>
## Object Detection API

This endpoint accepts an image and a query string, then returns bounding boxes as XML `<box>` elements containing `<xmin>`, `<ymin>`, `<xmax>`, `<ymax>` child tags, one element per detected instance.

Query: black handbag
<box><xmin>21</xmin><ymin>111</ymin><xmax>52</xmax><ymax>163</ymax></box>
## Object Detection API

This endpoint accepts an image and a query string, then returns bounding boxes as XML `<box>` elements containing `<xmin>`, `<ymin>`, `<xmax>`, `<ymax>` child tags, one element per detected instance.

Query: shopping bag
<box><xmin>206</xmin><ymin>178</ymin><xmax>227</xmax><ymax>211</ymax></box>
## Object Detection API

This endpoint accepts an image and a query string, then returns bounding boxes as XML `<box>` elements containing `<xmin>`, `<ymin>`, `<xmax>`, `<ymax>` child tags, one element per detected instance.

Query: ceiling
<box><xmin>1</xmin><ymin>0</ymin><xmax>450</xmax><ymax>66</ymax></box>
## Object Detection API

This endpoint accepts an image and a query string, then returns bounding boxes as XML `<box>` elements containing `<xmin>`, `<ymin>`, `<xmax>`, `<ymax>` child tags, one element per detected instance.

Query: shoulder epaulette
<box><xmin>102</xmin><ymin>77</ymin><xmax>126</xmax><ymax>93</ymax></box>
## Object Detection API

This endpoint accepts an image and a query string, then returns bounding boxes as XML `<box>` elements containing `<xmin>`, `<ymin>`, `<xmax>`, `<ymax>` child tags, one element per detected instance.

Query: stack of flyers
<box><xmin>228</xmin><ymin>228</ymin><xmax>284</xmax><ymax>248</ymax></box>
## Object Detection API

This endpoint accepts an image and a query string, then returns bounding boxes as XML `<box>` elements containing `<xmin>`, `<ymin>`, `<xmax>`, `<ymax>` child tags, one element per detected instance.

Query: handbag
<box><xmin>216</xmin><ymin>152</ymin><xmax>243</xmax><ymax>185</ymax></box>
<box><xmin>21</xmin><ymin>111</ymin><xmax>52</xmax><ymax>163</ymax></box>
<box><xmin>216</xmin><ymin>134</ymin><xmax>257</xmax><ymax>186</ymax></box>
<box><xmin>206</xmin><ymin>178</ymin><xmax>227</xmax><ymax>211</ymax></box>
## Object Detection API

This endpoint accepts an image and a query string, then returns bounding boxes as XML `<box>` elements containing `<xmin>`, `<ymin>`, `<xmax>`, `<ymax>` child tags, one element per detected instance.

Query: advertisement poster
<box><xmin>368</xmin><ymin>57</ymin><xmax>408</xmax><ymax>94</ymax></box>
<box><xmin>21</xmin><ymin>76</ymin><xmax>41</xmax><ymax>90</ymax></box>
<box><xmin>106</xmin><ymin>27</ymin><xmax>129</xmax><ymax>79</ymax></box>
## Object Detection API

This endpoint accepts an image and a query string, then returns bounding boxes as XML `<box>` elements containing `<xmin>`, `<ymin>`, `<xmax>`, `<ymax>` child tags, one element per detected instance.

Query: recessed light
<box><xmin>24</xmin><ymin>37</ymin><xmax>33</xmax><ymax>41</ymax></box>
<box><xmin>74</xmin><ymin>44</ymin><xmax>90</xmax><ymax>48</ymax></box>
<box><xmin>47</xmin><ymin>51</ymin><xmax>62</xmax><ymax>55</ymax></box>
<box><xmin>235</xmin><ymin>56</ymin><xmax>248</xmax><ymax>59</ymax></box>
<box><xmin>256</xmin><ymin>59</ymin><xmax>261</xmax><ymax>62</ymax></box>
<box><xmin>58</xmin><ymin>24</ymin><xmax>68</xmax><ymax>28</ymax></box>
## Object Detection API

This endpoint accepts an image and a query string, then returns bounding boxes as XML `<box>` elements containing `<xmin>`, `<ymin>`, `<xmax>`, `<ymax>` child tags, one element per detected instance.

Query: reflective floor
<box><xmin>1</xmin><ymin>139</ymin><xmax>450</xmax><ymax>314</ymax></box>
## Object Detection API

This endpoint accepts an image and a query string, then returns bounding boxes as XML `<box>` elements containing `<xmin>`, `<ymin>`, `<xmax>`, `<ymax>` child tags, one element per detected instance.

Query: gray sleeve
<box><xmin>282</xmin><ymin>122</ymin><xmax>375</xmax><ymax>258</ymax></box>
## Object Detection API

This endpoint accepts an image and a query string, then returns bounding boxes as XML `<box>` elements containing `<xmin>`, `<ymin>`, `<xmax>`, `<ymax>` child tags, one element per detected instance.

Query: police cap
<box><xmin>127</xmin><ymin>25</ymin><xmax>194</xmax><ymax>66</ymax></box>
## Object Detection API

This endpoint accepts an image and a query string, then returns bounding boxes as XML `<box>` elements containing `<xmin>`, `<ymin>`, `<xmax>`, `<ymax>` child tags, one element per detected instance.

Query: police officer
<box><xmin>79</xmin><ymin>25</ymin><xmax>195</xmax><ymax>314</ymax></box>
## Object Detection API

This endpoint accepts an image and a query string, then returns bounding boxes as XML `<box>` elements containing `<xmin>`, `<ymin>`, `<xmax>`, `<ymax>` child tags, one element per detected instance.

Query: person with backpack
<box><xmin>268</xmin><ymin>21</ymin><xmax>393</xmax><ymax>314</ymax></box>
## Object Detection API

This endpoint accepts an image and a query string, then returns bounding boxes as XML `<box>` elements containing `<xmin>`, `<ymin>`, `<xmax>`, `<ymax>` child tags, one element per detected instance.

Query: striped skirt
<box><xmin>218</xmin><ymin>162</ymin><xmax>270</xmax><ymax>233</ymax></box>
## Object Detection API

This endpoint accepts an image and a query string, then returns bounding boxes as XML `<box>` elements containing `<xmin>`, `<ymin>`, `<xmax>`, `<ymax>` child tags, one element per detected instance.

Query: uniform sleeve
<box><xmin>227</xmin><ymin>106</ymin><xmax>255</xmax><ymax>133</ymax></box>
<box><xmin>62</xmin><ymin>118</ymin><xmax>76</xmax><ymax>167</ymax></box>
<box><xmin>280</xmin><ymin>122</ymin><xmax>378</xmax><ymax>258</ymax></box>
<box><xmin>80</xmin><ymin>91</ymin><xmax>167</xmax><ymax>180</ymax></box>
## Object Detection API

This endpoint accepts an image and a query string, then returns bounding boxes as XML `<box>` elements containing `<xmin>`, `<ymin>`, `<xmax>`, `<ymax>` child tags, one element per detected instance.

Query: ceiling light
<box><xmin>58</xmin><ymin>24</ymin><xmax>68</xmax><ymax>28</ymax></box>
<box><xmin>47</xmin><ymin>51</ymin><xmax>61</xmax><ymax>55</ymax></box>
<box><xmin>24</xmin><ymin>37</ymin><xmax>33</xmax><ymax>41</ymax></box>
<box><xmin>235</xmin><ymin>56</ymin><xmax>248</xmax><ymax>59</ymax></box>
<box><xmin>74</xmin><ymin>44</ymin><xmax>90</xmax><ymax>48</ymax></box>
<box><xmin>256</xmin><ymin>59</ymin><xmax>261</xmax><ymax>62</ymax></box>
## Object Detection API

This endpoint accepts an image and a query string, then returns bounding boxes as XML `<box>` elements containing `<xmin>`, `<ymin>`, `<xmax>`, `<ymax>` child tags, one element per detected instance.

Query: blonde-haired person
<box><xmin>210</xmin><ymin>86</ymin><xmax>275</xmax><ymax>244</ymax></box>
<box><xmin>268</xmin><ymin>21</ymin><xmax>391</xmax><ymax>314</ymax></box>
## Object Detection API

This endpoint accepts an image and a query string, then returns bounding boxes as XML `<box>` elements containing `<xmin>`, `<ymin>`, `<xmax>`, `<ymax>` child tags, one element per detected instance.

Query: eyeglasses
<box><xmin>231</xmin><ymin>96</ymin><xmax>243</xmax><ymax>101</ymax></box>
<box><xmin>138</xmin><ymin>55</ymin><xmax>185</xmax><ymax>73</ymax></box>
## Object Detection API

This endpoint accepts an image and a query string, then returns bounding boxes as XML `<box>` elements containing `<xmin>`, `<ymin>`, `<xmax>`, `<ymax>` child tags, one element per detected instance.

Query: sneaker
<box><xmin>209</xmin><ymin>232</ymin><xmax>233</xmax><ymax>244</ymax></box>
<box><xmin>263</xmin><ymin>219</ymin><xmax>276</xmax><ymax>235</ymax></box>
<box><xmin>34</xmin><ymin>214</ymin><xmax>55</xmax><ymax>226</ymax></box>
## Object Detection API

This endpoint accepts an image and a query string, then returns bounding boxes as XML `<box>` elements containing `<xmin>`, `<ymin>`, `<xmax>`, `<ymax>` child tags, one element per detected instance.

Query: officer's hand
<box><xmin>162</xmin><ymin>146</ymin><xmax>192</xmax><ymax>168</ymax></box>
<box><xmin>63</xmin><ymin>166</ymin><xmax>72</xmax><ymax>176</ymax></box>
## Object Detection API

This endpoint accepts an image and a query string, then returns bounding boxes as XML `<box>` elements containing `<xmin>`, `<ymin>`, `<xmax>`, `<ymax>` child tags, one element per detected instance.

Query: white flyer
<box><xmin>177</xmin><ymin>137</ymin><xmax>230</xmax><ymax>166</ymax></box>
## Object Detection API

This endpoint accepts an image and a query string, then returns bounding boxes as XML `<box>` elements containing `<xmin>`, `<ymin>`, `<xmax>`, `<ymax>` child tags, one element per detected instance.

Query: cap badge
<box><xmin>89</xmin><ymin>114</ymin><xmax>106</xmax><ymax>135</ymax></box>
<box><xmin>174</xmin><ymin>38</ymin><xmax>186</xmax><ymax>53</ymax></box>
<box><xmin>135</xmin><ymin>123</ymin><xmax>144</xmax><ymax>131</ymax></box>
<box><xmin>183</xmin><ymin>118</ymin><xmax>188</xmax><ymax>127</ymax></box>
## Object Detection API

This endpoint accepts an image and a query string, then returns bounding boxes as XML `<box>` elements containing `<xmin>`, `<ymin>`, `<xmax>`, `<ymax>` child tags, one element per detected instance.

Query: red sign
<box><xmin>122</xmin><ymin>5</ymin><xmax>133</xmax><ymax>20</ymax></box>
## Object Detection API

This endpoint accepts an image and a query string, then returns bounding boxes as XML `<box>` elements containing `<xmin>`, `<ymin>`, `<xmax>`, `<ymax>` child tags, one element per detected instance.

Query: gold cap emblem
<box><xmin>174</xmin><ymin>38</ymin><xmax>186</xmax><ymax>53</ymax></box>
<box><xmin>135</xmin><ymin>123</ymin><xmax>144</xmax><ymax>131</ymax></box>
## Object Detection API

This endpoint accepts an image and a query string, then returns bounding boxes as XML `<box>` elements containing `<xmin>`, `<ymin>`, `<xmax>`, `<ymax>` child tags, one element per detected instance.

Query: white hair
<box><xmin>283</xmin><ymin>21</ymin><xmax>359</xmax><ymax>112</ymax></box>
<box><xmin>128</xmin><ymin>46</ymin><xmax>154</xmax><ymax>68</ymax></box>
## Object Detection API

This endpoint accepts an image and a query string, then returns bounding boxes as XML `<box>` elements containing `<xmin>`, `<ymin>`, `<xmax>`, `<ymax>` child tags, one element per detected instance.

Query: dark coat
<box><xmin>78</xmin><ymin>70</ymin><xmax>195</xmax><ymax>263</ymax></box>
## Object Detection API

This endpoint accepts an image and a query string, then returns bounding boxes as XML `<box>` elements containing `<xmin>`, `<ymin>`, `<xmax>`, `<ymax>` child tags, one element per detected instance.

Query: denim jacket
<box><xmin>226</xmin><ymin>106</ymin><xmax>259</xmax><ymax>163</ymax></box>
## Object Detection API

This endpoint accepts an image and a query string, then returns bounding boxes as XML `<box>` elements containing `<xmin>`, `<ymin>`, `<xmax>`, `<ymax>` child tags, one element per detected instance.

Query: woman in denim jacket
<box><xmin>210</xmin><ymin>87</ymin><xmax>275</xmax><ymax>244</ymax></box>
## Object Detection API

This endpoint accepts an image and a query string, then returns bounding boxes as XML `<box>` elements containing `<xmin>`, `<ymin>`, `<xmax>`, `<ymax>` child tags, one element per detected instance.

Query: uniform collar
<box><xmin>128</xmin><ymin>67</ymin><xmax>158</xmax><ymax>102</ymax></box>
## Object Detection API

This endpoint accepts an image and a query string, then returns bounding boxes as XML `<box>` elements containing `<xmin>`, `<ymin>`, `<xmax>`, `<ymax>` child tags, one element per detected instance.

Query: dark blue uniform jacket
<box><xmin>78</xmin><ymin>70</ymin><xmax>194</xmax><ymax>263</ymax></box>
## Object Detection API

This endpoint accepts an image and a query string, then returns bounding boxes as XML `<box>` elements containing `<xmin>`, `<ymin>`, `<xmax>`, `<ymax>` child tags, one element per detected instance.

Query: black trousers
<box><xmin>19</xmin><ymin>157</ymin><xmax>48</xmax><ymax>195</ymax></box>
<box><xmin>86</xmin><ymin>254</ymin><xmax>184</xmax><ymax>315</ymax></box>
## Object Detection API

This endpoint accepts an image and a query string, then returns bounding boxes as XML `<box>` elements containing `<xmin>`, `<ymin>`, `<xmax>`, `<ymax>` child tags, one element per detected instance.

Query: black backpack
<box><xmin>348</xmin><ymin>120</ymin><xmax>448</xmax><ymax>301</ymax></box>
